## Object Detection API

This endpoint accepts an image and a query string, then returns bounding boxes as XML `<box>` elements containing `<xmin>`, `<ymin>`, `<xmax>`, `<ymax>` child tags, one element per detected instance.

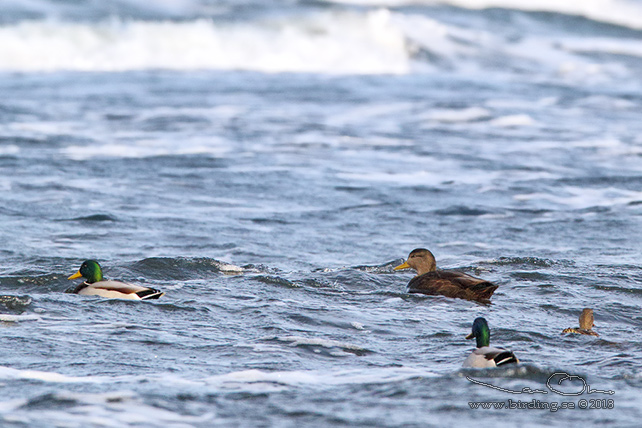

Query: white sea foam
<box><xmin>489</xmin><ymin>114</ymin><xmax>536</xmax><ymax>127</ymax></box>
<box><xmin>1</xmin><ymin>0</ymin><xmax>202</xmax><ymax>18</ymax></box>
<box><xmin>514</xmin><ymin>187</ymin><xmax>642</xmax><ymax>209</ymax></box>
<box><xmin>328</xmin><ymin>0</ymin><xmax>642</xmax><ymax>30</ymax></box>
<box><xmin>0</xmin><ymin>390</ymin><xmax>215</xmax><ymax>426</ymax></box>
<box><xmin>275</xmin><ymin>335</ymin><xmax>368</xmax><ymax>352</ymax></box>
<box><xmin>217</xmin><ymin>262</ymin><xmax>244</xmax><ymax>274</ymax></box>
<box><xmin>338</xmin><ymin>168</ymin><xmax>502</xmax><ymax>186</ymax></box>
<box><xmin>0</xmin><ymin>10</ymin><xmax>409</xmax><ymax>74</ymax></box>
<box><xmin>0</xmin><ymin>314</ymin><xmax>40</xmax><ymax>322</ymax></box>
<box><xmin>351</xmin><ymin>321</ymin><xmax>366</xmax><ymax>330</ymax></box>
<box><xmin>496</xmin><ymin>138</ymin><xmax>642</xmax><ymax>161</ymax></box>
<box><xmin>0</xmin><ymin>366</ymin><xmax>205</xmax><ymax>389</ymax></box>
<box><xmin>562</xmin><ymin>37</ymin><xmax>642</xmax><ymax>59</ymax></box>
<box><xmin>62</xmin><ymin>136</ymin><xmax>231</xmax><ymax>160</ymax></box>
<box><xmin>0</xmin><ymin>7</ymin><xmax>636</xmax><ymax>80</ymax></box>
<box><xmin>392</xmin><ymin>12</ymin><xmax>630</xmax><ymax>81</ymax></box>
<box><xmin>0</xmin><ymin>145</ymin><xmax>20</xmax><ymax>155</ymax></box>
<box><xmin>0</xmin><ymin>366</ymin><xmax>103</xmax><ymax>383</ymax></box>
<box><xmin>437</xmin><ymin>241</ymin><xmax>493</xmax><ymax>249</ymax></box>
<box><xmin>206</xmin><ymin>366</ymin><xmax>433</xmax><ymax>388</ymax></box>
<box><xmin>424</xmin><ymin>107</ymin><xmax>491</xmax><ymax>123</ymax></box>
<box><xmin>0</xmin><ymin>364</ymin><xmax>433</xmax><ymax>397</ymax></box>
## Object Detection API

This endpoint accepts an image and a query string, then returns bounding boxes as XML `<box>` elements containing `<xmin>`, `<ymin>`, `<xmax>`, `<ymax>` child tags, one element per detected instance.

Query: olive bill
<box><xmin>393</xmin><ymin>262</ymin><xmax>410</xmax><ymax>271</ymax></box>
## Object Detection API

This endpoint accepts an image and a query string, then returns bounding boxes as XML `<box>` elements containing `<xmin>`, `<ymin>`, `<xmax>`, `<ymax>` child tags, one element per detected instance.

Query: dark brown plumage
<box><xmin>394</xmin><ymin>248</ymin><xmax>498</xmax><ymax>302</ymax></box>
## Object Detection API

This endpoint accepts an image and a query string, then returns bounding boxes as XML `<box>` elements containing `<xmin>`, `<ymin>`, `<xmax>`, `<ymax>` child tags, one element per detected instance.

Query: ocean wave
<box><xmin>270</xmin><ymin>335</ymin><xmax>373</xmax><ymax>356</ymax></box>
<box><xmin>329</xmin><ymin>0</ymin><xmax>642</xmax><ymax>30</ymax></box>
<box><xmin>0</xmin><ymin>8</ymin><xmax>637</xmax><ymax>81</ymax></box>
<box><xmin>8</xmin><ymin>0</ymin><xmax>642</xmax><ymax>34</ymax></box>
<box><xmin>131</xmin><ymin>257</ymin><xmax>244</xmax><ymax>279</ymax></box>
<box><xmin>0</xmin><ymin>273</ymin><xmax>63</xmax><ymax>292</ymax></box>
<box><xmin>513</xmin><ymin>187</ymin><xmax>642</xmax><ymax>209</ymax></box>
<box><xmin>206</xmin><ymin>366</ymin><xmax>433</xmax><ymax>387</ymax></box>
<box><xmin>62</xmin><ymin>137</ymin><xmax>232</xmax><ymax>160</ymax></box>
<box><xmin>0</xmin><ymin>366</ymin><xmax>104</xmax><ymax>383</ymax></box>
<box><xmin>0</xmin><ymin>10</ymin><xmax>408</xmax><ymax>74</ymax></box>
<box><xmin>0</xmin><ymin>364</ymin><xmax>432</xmax><ymax>389</ymax></box>
<box><xmin>0</xmin><ymin>389</ymin><xmax>215</xmax><ymax>427</ymax></box>
<box><xmin>392</xmin><ymin>12</ymin><xmax>631</xmax><ymax>81</ymax></box>
<box><xmin>478</xmin><ymin>257</ymin><xmax>565</xmax><ymax>268</ymax></box>
<box><xmin>0</xmin><ymin>294</ymin><xmax>32</xmax><ymax>312</ymax></box>
<box><xmin>0</xmin><ymin>0</ymin><xmax>210</xmax><ymax>22</ymax></box>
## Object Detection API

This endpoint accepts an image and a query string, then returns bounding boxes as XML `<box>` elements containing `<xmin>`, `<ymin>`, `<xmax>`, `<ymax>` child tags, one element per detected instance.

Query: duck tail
<box><xmin>136</xmin><ymin>288</ymin><xmax>164</xmax><ymax>300</ymax></box>
<box><xmin>474</xmin><ymin>282</ymin><xmax>499</xmax><ymax>299</ymax></box>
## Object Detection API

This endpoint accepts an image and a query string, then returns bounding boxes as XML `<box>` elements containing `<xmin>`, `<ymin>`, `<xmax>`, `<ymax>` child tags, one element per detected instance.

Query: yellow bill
<box><xmin>68</xmin><ymin>271</ymin><xmax>82</xmax><ymax>280</ymax></box>
<box><xmin>465</xmin><ymin>333</ymin><xmax>474</xmax><ymax>339</ymax></box>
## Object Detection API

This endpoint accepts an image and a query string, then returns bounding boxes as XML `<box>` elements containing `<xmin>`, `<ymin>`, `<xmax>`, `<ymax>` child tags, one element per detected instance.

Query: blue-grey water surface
<box><xmin>1</xmin><ymin>0</ymin><xmax>642</xmax><ymax>426</ymax></box>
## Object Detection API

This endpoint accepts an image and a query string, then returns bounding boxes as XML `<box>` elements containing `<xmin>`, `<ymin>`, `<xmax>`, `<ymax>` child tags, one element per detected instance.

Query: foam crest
<box><xmin>63</xmin><ymin>137</ymin><xmax>231</xmax><ymax>160</ymax></box>
<box><xmin>0</xmin><ymin>10</ymin><xmax>409</xmax><ymax>74</ymax></box>
<box><xmin>207</xmin><ymin>366</ymin><xmax>433</xmax><ymax>388</ymax></box>
<box><xmin>331</xmin><ymin>0</ymin><xmax>642</xmax><ymax>30</ymax></box>
<box><xmin>0</xmin><ymin>314</ymin><xmax>40</xmax><ymax>322</ymax></box>
<box><xmin>0</xmin><ymin>366</ymin><xmax>104</xmax><ymax>383</ymax></box>
<box><xmin>0</xmin><ymin>390</ymin><xmax>215</xmax><ymax>426</ymax></box>
<box><xmin>514</xmin><ymin>187</ymin><xmax>642</xmax><ymax>209</ymax></box>
<box><xmin>391</xmin><ymin>13</ymin><xmax>630</xmax><ymax>81</ymax></box>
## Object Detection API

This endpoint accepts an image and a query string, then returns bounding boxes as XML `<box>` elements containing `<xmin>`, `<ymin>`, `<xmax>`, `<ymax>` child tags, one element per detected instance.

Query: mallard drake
<box><xmin>562</xmin><ymin>308</ymin><xmax>598</xmax><ymax>336</ymax></box>
<box><xmin>463</xmin><ymin>317</ymin><xmax>519</xmax><ymax>368</ymax></box>
<box><xmin>394</xmin><ymin>248</ymin><xmax>498</xmax><ymax>301</ymax></box>
<box><xmin>68</xmin><ymin>260</ymin><xmax>163</xmax><ymax>300</ymax></box>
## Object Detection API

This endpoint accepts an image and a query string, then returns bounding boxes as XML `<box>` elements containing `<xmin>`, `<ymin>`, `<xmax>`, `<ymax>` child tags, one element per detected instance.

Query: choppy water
<box><xmin>1</xmin><ymin>0</ymin><xmax>642</xmax><ymax>426</ymax></box>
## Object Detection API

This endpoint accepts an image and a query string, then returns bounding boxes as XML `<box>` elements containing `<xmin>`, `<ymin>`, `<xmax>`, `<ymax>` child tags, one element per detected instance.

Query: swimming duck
<box><xmin>562</xmin><ymin>308</ymin><xmax>598</xmax><ymax>336</ymax></box>
<box><xmin>68</xmin><ymin>260</ymin><xmax>163</xmax><ymax>300</ymax></box>
<box><xmin>463</xmin><ymin>317</ymin><xmax>519</xmax><ymax>368</ymax></box>
<box><xmin>393</xmin><ymin>248</ymin><xmax>498</xmax><ymax>301</ymax></box>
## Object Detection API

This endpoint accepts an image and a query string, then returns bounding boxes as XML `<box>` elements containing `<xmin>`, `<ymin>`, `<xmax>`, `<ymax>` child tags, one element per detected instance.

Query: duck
<box><xmin>68</xmin><ymin>260</ymin><xmax>164</xmax><ymax>300</ymax></box>
<box><xmin>463</xmin><ymin>317</ymin><xmax>519</xmax><ymax>368</ymax></box>
<box><xmin>562</xmin><ymin>308</ymin><xmax>598</xmax><ymax>336</ymax></box>
<box><xmin>393</xmin><ymin>248</ymin><xmax>498</xmax><ymax>301</ymax></box>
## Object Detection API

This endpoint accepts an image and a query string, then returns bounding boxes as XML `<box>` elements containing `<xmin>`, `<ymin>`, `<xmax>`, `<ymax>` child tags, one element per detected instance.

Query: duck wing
<box><xmin>491</xmin><ymin>349</ymin><xmax>519</xmax><ymax>366</ymax></box>
<box><xmin>408</xmin><ymin>270</ymin><xmax>498</xmax><ymax>301</ymax></box>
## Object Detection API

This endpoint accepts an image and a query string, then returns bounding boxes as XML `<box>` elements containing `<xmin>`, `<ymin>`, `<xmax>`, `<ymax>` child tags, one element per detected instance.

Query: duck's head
<box><xmin>394</xmin><ymin>248</ymin><xmax>437</xmax><ymax>275</ymax></box>
<box><xmin>466</xmin><ymin>317</ymin><xmax>491</xmax><ymax>348</ymax></box>
<box><xmin>579</xmin><ymin>308</ymin><xmax>595</xmax><ymax>330</ymax></box>
<box><xmin>68</xmin><ymin>260</ymin><xmax>103</xmax><ymax>284</ymax></box>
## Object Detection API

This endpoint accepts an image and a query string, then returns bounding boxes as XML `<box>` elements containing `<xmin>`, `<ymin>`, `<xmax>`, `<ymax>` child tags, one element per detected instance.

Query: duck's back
<box><xmin>77</xmin><ymin>280</ymin><xmax>164</xmax><ymax>300</ymax></box>
<box><xmin>408</xmin><ymin>270</ymin><xmax>498</xmax><ymax>301</ymax></box>
<box><xmin>463</xmin><ymin>346</ymin><xmax>518</xmax><ymax>368</ymax></box>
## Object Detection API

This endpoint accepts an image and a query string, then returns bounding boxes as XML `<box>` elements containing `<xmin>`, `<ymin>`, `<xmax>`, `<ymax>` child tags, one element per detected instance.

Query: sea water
<box><xmin>0</xmin><ymin>0</ymin><xmax>641</xmax><ymax>426</ymax></box>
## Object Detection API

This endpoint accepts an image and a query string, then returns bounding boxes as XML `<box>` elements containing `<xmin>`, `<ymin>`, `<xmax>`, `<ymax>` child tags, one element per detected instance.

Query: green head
<box><xmin>68</xmin><ymin>260</ymin><xmax>103</xmax><ymax>283</ymax></box>
<box><xmin>466</xmin><ymin>317</ymin><xmax>491</xmax><ymax>348</ymax></box>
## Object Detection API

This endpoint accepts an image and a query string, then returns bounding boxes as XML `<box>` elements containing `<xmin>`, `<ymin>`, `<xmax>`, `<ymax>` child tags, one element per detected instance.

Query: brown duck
<box><xmin>393</xmin><ymin>248</ymin><xmax>498</xmax><ymax>301</ymax></box>
<box><xmin>562</xmin><ymin>308</ymin><xmax>598</xmax><ymax>336</ymax></box>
